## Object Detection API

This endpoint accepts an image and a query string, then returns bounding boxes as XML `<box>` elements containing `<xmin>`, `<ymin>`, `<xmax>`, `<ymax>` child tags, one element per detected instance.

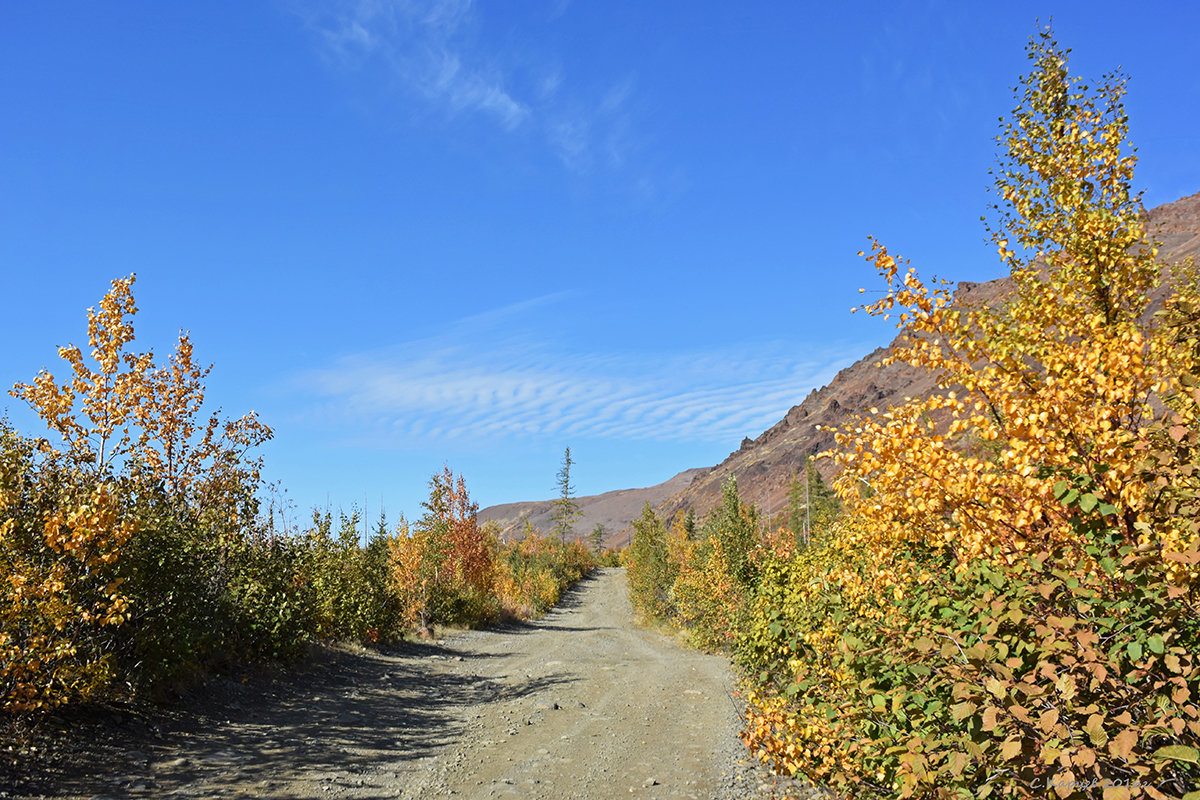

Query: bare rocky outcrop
<box><xmin>658</xmin><ymin>190</ymin><xmax>1200</xmax><ymax>522</ymax></box>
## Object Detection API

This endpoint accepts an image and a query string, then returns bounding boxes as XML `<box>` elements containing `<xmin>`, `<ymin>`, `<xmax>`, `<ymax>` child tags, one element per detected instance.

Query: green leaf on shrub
<box><xmin>1148</xmin><ymin>635</ymin><xmax>1164</xmax><ymax>654</ymax></box>
<box><xmin>1053</xmin><ymin>480</ymin><xmax>1070</xmax><ymax>499</ymax></box>
<box><xmin>1127</xmin><ymin>641</ymin><xmax>1143</xmax><ymax>661</ymax></box>
<box><xmin>1153</xmin><ymin>744</ymin><xmax>1199</xmax><ymax>763</ymax></box>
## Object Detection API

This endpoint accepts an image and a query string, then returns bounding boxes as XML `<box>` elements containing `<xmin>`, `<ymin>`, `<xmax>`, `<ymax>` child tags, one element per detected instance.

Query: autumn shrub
<box><xmin>389</xmin><ymin>468</ymin><xmax>504</xmax><ymax>631</ymax></box>
<box><xmin>669</xmin><ymin>532</ymin><xmax>746</xmax><ymax>651</ymax></box>
<box><xmin>0</xmin><ymin>425</ymin><xmax>134</xmax><ymax>712</ymax></box>
<box><xmin>738</xmin><ymin>525</ymin><xmax>874</xmax><ymax>787</ymax></box>
<box><xmin>703</xmin><ymin>477</ymin><xmax>761</xmax><ymax>588</ymax></box>
<box><xmin>2</xmin><ymin>275</ymin><xmax>292</xmax><ymax>709</ymax></box>
<box><xmin>494</xmin><ymin>531</ymin><xmax>595</xmax><ymax>618</ymax></box>
<box><xmin>552</xmin><ymin>535</ymin><xmax>596</xmax><ymax>586</ymax></box>
<box><xmin>668</xmin><ymin>477</ymin><xmax>769</xmax><ymax>649</ymax></box>
<box><xmin>738</xmin><ymin>29</ymin><xmax>1200</xmax><ymax>798</ymax></box>
<box><xmin>0</xmin><ymin>452</ymin><xmax>314</xmax><ymax>701</ymax></box>
<box><xmin>625</xmin><ymin>476</ymin><xmax>769</xmax><ymax>649</ymax></box>
<box><xmin>595</xmin><ymin>548</ymin><xmax>623</xmax><ymax>567</ymax></box>
<box><xmin>528</xmin><ymin>568</ymin><xmax>562</xmax><ymax>615</ymax></box>
<box><xmin>626</xmin><ymin>502</ymin><xmax>675</xmax><ymax>620</ymax></box>
<box><xmin>297</xmin><ymin>510</ymin><xmax>405</xmax><ymax>643</ymax></box>
<box><xmin>740</xmin><ymin>518</ymin><xmax>1200</xmax><ymax>797</ymax></box>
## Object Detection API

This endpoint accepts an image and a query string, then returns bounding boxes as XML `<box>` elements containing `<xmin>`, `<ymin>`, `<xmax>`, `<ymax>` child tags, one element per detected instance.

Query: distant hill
<box><xmin>480</xmin><ymin>190</ymin><xmax>1200</xmax><ymax>542</ymax></box>
<box><xmin>478</xmin><ymin>468</ymin><xmax>706</xmax><ymax>548</ymax></box>
<box><xmin>660</xmin><ymin>190</ymin><xmax>1200</xmax><ymax>522</ymax></box>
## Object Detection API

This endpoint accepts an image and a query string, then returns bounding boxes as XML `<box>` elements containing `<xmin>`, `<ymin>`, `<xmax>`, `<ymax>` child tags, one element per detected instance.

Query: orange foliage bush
<box><xmin>388</xmin><ymin>467</ymin><xmax>500</xmax><ymax>630</ymax></box>
<box><xmin>669</xmin><ymin>530</ymin><xmax>746</xmax><ymax>652</ymax></box>
<box><xmin>11</xmin><ymin>275</ymin><xmax>271</xmax><ymax>519</ymax></box>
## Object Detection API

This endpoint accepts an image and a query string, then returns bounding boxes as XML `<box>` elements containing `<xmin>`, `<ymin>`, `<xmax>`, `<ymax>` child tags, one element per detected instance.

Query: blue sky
<box><xmin>4</xmin><ymin>2</ymin><xmax>1199</xmax><ymax>525</ymax></box>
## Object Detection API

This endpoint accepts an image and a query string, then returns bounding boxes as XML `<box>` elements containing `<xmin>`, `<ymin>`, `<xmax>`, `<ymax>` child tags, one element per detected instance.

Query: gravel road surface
<box><xmin>4</xmin><ymin>568</ymin><xmax>808</xmax><ymax>799</ymax></box>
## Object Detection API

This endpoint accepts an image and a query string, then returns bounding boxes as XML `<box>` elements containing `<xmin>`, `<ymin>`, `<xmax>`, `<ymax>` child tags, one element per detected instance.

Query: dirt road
<box><xmin>6</xmin><ymin>568</ymin><xmax>804</xmax><ymax>799</ymax></box>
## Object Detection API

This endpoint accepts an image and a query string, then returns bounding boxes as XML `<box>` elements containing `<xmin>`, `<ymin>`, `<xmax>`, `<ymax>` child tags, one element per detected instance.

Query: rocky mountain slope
<box><xmin>659</xmin><ymin>190</ymin><xmax>1200</xmax><ymax>523</ymax></box>
<box><xmin>480</xmin><ymin>191</ymin><xmax>1200</xmax><ymax>542</ymax></box>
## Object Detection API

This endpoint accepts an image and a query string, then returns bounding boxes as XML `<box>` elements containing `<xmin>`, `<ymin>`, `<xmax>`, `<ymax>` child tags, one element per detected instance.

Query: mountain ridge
<box><xmin>477</xmin><ymin>467</ymin><xmax>706</xmax><ymax>548</ymax></box>
<box><xmin>478</xmin><ymin>190</ymin><xmax>1200</xmax><ymax>542</ymax></box>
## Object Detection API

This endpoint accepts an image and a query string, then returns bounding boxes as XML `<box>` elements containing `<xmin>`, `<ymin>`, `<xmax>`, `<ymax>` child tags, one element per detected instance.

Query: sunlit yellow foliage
<box><xmin>388</xmin><ymin>516</ymin><xmax>434</xmax><ymax>632</ymax></box>
<box><xmin>831</xmin><ymin>29</ymin><xmax>1191</xmax><ymax>590</ymax></box>
<box><xmin>492</xmin><ymin>530</ymin><xmax>595</xmax><ymax>619</ymax></box>
<box><xmin>11</xmin><ymin>276</ymin><xmax>146</xmax><ymax>472</ymax></box>
<box><xmin>740</xmin><ymin>29</ymin><xmax>1200</xmax><ymax>797</ymax></box>
<box><xmin>3</xmin><ymin>275</ymin><xmax>274</xmax><ymax>713</ymax></box>
<box><xmin>11</xmin><ymin>274</ymin><xmax>272</xmax><ymax>522</ymax></box>
<box><xmin>739</xmin><ymin>526</ymin><xmax>885</xmax><ymax>789</ymax></box>
<box><xmin>743</xmin><ymin>689</ymin><xmax>857</xmax><ymax>782</ymax></box>
<box><xmin>0</xmin><ymin>435</ymin><xmax>136</xmax><ymax>712</ymax></box>
<box><xmin>669</xmin><ymin>529</ymin><xmax>746</xmax><ymax>651</ymax></box>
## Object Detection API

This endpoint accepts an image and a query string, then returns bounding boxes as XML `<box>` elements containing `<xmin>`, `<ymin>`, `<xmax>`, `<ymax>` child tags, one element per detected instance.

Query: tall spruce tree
<box><xmin>588</xmin><ymin>523</ymin><xmax>606</xmax><ymax>553</ymax></box>
<box><xmin>550</xmin><ymin>446</ymin><xmax>582</xmax><ymax>542</ymax></box>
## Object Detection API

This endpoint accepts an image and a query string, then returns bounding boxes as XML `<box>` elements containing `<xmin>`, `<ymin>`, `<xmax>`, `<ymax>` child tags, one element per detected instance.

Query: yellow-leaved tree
<box><xmin>835</xmin><ymin>30</ymin><xmax>1171</xmax><ymax>571</ymax></box>
<box><xmin>740</xmin><ymin>28</ymin><xmax>1199</xmax><ymax>798</ymax></box>
<box><xmin>11</xmin><ymin>274</ymin><xmax>272</xmax><ymax>526</ymax></box>
<box><xmin>2</xmin><ymin>274</ymin><xmax>275</xmax><ymax>710</ymax></box>
<box><xmin>0</xmin><ymin>430</ymin><xmax>136</xmax><ymax>712</ymax></box>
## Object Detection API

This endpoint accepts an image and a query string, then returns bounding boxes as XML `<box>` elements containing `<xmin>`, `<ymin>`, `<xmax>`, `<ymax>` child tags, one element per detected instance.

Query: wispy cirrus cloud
<box><xmin>289</xmin><ymin>296</ymin><xmax>859</xmax><ymax>448</ymax></box>
<box><xmin>295</xmin><ymin>0</ymin><xmax>641</xmax><ymax>171</ymax></box>
<box><xmin>304</xmin><ymin>0</ymin><xmax>529</xmax><ymax>130</ymax></box>
<box><xmin>547</xmin><ymin>76</ymin><xmax>635</xmax><ymax>171</ymax></box>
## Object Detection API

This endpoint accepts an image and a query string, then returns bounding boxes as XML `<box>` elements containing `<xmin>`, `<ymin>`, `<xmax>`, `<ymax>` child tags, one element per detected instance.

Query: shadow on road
<box><xmin>7</xmin><ymin>635</ymin><xmax>578</xmax><ymax>799</ymax></box>
<box><xmin>2</xmin><ymin>570</ymin><xmax>611</xmax><ymax>799</ymax></box>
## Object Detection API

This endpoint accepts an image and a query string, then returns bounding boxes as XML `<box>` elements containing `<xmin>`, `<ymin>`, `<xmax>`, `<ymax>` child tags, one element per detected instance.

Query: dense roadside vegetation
<box><xmin>0</xmin><ymin>276</ymin><xmax>594</xmax><ymax>717</ymax></box>
<box><xmin>627</xmin><ymin>30</ymin><xmax>1199</xmax><ymax>798</ymax></box>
